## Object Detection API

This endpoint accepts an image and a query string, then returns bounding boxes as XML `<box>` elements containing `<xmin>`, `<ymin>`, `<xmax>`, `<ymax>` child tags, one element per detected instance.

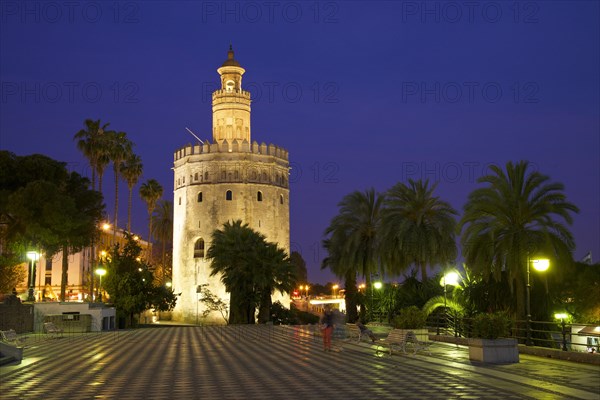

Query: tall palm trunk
<box><xmin>148</xmin><ymin>215</ymin><xmax>153</xmax><ymax>261</ymax></box>
<box><xmin>161</xmin><ymin>240</ymin><xmax>167</xmax><ymax>284</ymax></box>
<box><xmin>127</xmin><ymin>185</ymin><xmax>133</xmax><ymax>232</ymax></box>
<box><xmin>257</xmin><ymin>289</ymin><xmax>271</xmax><ymax>324</ymax></box>
<box><xmin>61</xmin><ymin>244</ymin><xmax>69</xmax><ymax>302</ymax></box>
<box><xmin>344</xmin><ymin>270</ymin><xmax>359</xmax><ymax>323</ymax></box>
<box><xmin>113</xmin><ymin>166</ymin><xmax>119</xmax><ymax>240</ymax></box>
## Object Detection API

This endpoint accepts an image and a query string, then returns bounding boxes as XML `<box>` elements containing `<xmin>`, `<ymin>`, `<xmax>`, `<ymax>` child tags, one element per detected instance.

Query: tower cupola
<box><xmin>212</xmin><ymin>46</ymin><xmax>251</xmax><ymax>143</ymax></box>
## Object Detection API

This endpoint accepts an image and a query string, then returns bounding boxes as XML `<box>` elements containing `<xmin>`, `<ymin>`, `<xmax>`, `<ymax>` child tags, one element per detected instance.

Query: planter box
<box><xmin>468</xmin><ymin>338</ymin><xmax>519</xmax><ymax>364</ymax></box>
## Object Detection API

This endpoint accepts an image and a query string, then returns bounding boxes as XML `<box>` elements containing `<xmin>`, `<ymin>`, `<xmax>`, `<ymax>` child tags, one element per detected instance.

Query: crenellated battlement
<box><xmin>212</xmin><ymin>89</ymin><xmax>251</xmax><ymax>99</ymax></box>
<box><xmin>174</xmin><ymin>139</ymin><xmax>288</xmax><ymax>162</ymax></box>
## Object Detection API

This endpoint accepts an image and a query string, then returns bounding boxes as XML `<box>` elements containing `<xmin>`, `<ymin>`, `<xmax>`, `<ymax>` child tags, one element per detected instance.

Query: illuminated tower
<box><xmin>172</xmin><ymin>47</ymin><xmax>290</xmax><ymax>324</ymax></box>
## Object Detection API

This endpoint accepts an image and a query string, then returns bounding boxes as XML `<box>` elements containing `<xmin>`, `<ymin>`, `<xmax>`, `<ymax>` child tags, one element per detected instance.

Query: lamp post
<box><xmin>26</xmin><ymin>251</ymin><xmax>40</xmax><ymax>302</ymax></box>
<box><xmin>95</xmin><ymin>267</ymin><xmax>106</xmax><ymax>302</ymax></box>
<box><xmin>372</xmin><ymin>280</ymin><xmax>383</xmax><ymax>321</ymax></box>
<box><xmin>440</xmin><ymin>271</ymin><xmax>459</xmax><ymax>335</ymax></box>
<box><xmin>554</xmin><ymin>313</ymin><xmax>568</xmax><ymax>351</ymax></box>
<box><xmin>332</xmin><ymin>284</ymin><xmax>339</xmax><ymax>298</ymax></box>
<box><xmin>526</xmin><ymin>257</ymin><xmax>549</xmax><ymax>346</ymax></box>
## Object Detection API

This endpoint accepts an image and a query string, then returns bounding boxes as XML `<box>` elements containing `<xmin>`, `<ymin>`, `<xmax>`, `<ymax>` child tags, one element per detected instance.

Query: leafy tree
<box><xmin>120</xmin><ymin>153</ymin><xmax>143</xmax><ymax>232</ymax></box>
<box><xmin>197</xmin><ymin>284</ymin><xmax>229</xmax><ymax>324</ymax></box>
<box><xmin>459</xmin><ymin>161</ymin><xmax>579</xmax><ymax>318</ymax></box>
<box><xmin>290</xmin><ymin>251</ymin><xmax>307</xmax><ymax>284</ymax></box>
<box><xmin>381</xmin><ymin>179</ymin><xmax>458</xmax><ymax>281</ymax></box>
<box><xmin>1</xmin><ymin>152</ymin><xmax>104</xmax><ymax>300</ymax></box>
<box><xmin>322</xmin><ymin>189</ymin><xmax>385</xmax><ymax>323</ymax></box>
<box><xmin>106</xmin><ymin>130</ymin><xmax>132</xmax><ymax>240</ymax></box>
<box><xmin>103</xmin><ymin>234</ymin><xmax>177</xmax><ymax>326</ymax></box>
<box><xmin>552</xmin><ymin>262</ymin><xmax>600</xmax><ymax>323</ymax></box>
<box><xmin>0</xmin><ymin>246</ymin><xmax>27</xmax><ymax>294</ymax></box>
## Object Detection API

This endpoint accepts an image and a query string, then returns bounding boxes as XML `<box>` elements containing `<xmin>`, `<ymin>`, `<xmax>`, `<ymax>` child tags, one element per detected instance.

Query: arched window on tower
<box><xmin>194</xmin><ymin>239</ymin><xmax>205</xmax><ymax>259</ymax></box>
<box><xmin>205</xmin><ymin>171</ymin><xmax>209</xmax><ymax>181</ymax></box>
<box><xmin>257</xmin><ymin>191</ymin><xmax>263</xmax><ymax>201</ymax></box>
<box><xmin>197</xmin><ymin>192</ymin><xmax>203</xmax><ymax>203</ymax></box>
<box><xmin>226</xmin><ymin>190</ymin><xmax>233</xmax><ymax>201</ymax></box>
<box><xmin>280</xmin><ymin>194</ymin><xmax>284</xmax><ymax>205</ymax></box>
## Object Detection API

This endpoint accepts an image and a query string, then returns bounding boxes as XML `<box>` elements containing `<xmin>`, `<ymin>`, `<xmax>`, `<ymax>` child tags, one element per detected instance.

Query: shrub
<box><xmin>269</xmin><ymin>302</ymin><xmax>320</xmax><ymax>325</ymax></box>
<box><xmin>393</xmin><ymin>306</ymin><xmax>427</xmax><ymax>329</ymax></box>
<box><xmin>471</xmin><ymin>312</ymin><xmax>511</xmax><ymax>339</ymax></box>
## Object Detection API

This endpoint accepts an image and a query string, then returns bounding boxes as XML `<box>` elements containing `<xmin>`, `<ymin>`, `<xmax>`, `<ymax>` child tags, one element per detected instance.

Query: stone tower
<box><xmin>171</xmin><ymin>47</ymin><xmax>290</xmax><ymax>324</ymax></box>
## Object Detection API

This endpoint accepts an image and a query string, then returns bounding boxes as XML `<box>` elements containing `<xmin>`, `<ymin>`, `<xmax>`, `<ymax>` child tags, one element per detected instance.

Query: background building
<box><xmin>172</xmin><ymin>48</ymin><xmax>291</xmax><ymax>324</ymax></box>
<box><xmin>15</xmin><ymin>226</ymin><xmax>149</xmax><ymax>302</ymax></box>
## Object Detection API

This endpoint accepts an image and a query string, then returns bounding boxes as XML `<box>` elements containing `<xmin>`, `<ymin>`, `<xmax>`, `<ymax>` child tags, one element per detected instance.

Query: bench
<box><xmin>378</xmin><ymin>329</ymin><xmax>432</xmax><ymax>356</ymax></box>
<box><xmin>44</xmin><ymin>322</ymin><xmax>64</xmax><ymax>338</ymax></box>
<box><xmin>346</xmin><ymin>323</ymin><xmax>376</xmax><ymax>343</ymax></box>
<box><xmin>0</xmin><ymin>329</ymin><xmax>25</xmax><ymax>346</ymax></box>
<box><xmin>346</xmin><ymin>324</ymin><xmax>362</xmax><ymax>342</ymax></box>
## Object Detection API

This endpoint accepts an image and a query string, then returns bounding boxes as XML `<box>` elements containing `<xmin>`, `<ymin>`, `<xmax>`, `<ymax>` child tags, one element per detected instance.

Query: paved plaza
<box><xmin>1</xmin><ymin>325</ymin><xmax>599</xmax><ymax>399</ymax></box>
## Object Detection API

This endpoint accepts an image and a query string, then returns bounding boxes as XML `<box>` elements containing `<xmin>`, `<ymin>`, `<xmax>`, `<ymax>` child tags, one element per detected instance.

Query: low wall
<box><xmin>0</xmin><ymin>297</ymin><xmax>33</xmax><ymax>333</ymax></box>
<box><xmin>33</xmin><ymin>303</ymin><xmax>116</xmax><ymax>332</ymax></box>
<box><xmin>431</xmin><ymin>334</ymin><xmax>600</xmax><ymax>365</ymax></box>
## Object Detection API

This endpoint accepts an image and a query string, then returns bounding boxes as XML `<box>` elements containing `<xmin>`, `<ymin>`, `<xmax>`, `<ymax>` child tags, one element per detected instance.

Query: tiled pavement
<box><xmin>1</xmin><ymin>325</ymin><xmax>599</xmax><ymax>399</ymax></box>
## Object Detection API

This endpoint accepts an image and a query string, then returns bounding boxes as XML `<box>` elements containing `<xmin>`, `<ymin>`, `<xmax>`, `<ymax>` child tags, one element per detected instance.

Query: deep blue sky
<box><xmin>1</xmin><ymin>1</ymin><xmax>598</xmax><ymax>284</ymax></box>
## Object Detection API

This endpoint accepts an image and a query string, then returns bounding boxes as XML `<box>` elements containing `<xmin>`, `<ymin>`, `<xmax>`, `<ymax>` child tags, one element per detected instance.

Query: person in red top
<box><xmin>320</xmin><ymin>306</ymin><xmax>334</xmax><ymax>351</ymax></box>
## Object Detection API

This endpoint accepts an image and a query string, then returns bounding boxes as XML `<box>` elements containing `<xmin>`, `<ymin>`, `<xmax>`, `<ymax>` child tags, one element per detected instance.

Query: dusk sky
<box><xmin>1</xmin><ymin>1</ymin><xmax>598</xmax><ymax>284</ymax></box>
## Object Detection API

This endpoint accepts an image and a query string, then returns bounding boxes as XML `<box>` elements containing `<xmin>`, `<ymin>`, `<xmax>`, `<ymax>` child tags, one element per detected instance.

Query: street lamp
<box><xmin>440</xmin><ymin>271</ymin><xmax>460</xmax><ymax>335</ymax></box>
<box><xmin>26</xmin><ymin>251</ymin><xmax>40</xmax><ymax>302</ymax></box>
<box><xmin>554</xmin><ymin>313</ymin><xmax>569</xmax><ymax>351</ymax></box>
<box><xmin>332</xmin><ymin>284</ymin><xmax>339</xmax><ymax>298</ymax></box>
<box><xmin>95</xmin><ymin>267</ymin><xmax>106</xmax><ymax>302</ymax></box>
<box><xmin>526</xmin><ymin>257</ymin><xmax>550</xmax><ymax>346</ymax></box>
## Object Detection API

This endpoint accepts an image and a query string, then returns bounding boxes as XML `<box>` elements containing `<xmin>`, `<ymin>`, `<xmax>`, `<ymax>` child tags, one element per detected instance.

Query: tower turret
<box><xmin>212</xmin><ymin>46</ymin><xmax>251</xmax><ymax>143</ymax></box>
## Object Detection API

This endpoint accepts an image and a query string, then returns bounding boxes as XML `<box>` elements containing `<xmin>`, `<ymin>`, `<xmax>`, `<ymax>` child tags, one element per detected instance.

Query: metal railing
<box><xmin>427</xmin><ymin>313</ymin><xmax>599</xmax><ymax>353</ymax></box>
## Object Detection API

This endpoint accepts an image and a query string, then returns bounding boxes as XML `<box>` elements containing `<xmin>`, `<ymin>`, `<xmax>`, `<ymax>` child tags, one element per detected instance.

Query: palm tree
<box><xmin>73</xmin><ymin>118</ymin><xmax>111</xmax><ymax>300</ymax></box>
<box><xmin>152</xmin><ymin>200</ymin><xmax>173</xmax><ymax>284</ymax></box>
<box><xmin>459</xmin><ymin>161</ymin><xmax>578</xmax><ymax>318</ymax></box>
<box><xmin>322</xmin><ymin>189</ymin><xmax>385</xmax><ymax>322</ymax></box>
<box><xmin>120</xmin><ymin>153</ymin><xmax>143</xmax><ymax>232</ymax></box>
<box><xmin>107</xmin><ymin>131</ymin><xmax>133</xmax><ymax>240</ymax></box>
<box><xmin>139</xmin><ymin>179</ymin><xmax>163</xmax><ymax>257</ymax></box>
<box><xmin>255</xmin><ymin>242</ymin><xmax>296</xmax><ymax>323</ymax></box>
<box><xmin>73</xmin><ymin>119</ymin><xmax>111</xmax><ymax>192</ymax></box>
<box><xmin>207</xmin><ymin>220</ymin><xmax>265</xmax><ymax>324</ymax></box>
<box><xmin>381</xmin><ymin>179</ymin><xmax>458</xmax><ymax>282</ymax></box>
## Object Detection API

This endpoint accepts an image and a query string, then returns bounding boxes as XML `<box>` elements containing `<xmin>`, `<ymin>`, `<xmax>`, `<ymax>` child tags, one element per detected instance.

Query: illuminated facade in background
<box><xmin>15</xmin><ymin>226</ymin><xmax>149</xmax><ymax>302</ymax></box>
<box><xmin>172</xmin><ymin>47</ymin><xmax>291</xmax><ymax>324</ymax></box>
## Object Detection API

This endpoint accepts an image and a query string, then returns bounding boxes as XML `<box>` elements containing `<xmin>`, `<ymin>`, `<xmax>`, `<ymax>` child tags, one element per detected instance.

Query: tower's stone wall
<box><xmin>171</xmin><ymin>48</ymin><xmax>290</xmax><ymax>324</ymax></box>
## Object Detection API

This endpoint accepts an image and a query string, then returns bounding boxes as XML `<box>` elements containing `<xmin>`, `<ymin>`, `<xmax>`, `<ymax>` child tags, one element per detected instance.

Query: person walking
<box><xmin>356</xmin><ymin>320</ymin><xmax>377</xmax><ymax>342</ymax></box>
<box><xmin>320</xmin><ymin>306</ymin><xmax>334</xmax><ymax>351</ymax></box>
